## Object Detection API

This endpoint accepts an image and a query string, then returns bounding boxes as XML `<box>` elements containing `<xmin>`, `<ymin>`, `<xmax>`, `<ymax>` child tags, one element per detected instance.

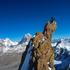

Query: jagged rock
<box><xmin>19</xmin><ymin>17</ymin><xmax>56</xmax><ymax>70</ymax></box>
<box><xmin>31</xmin><ymin>17</ymin><xmax>56</xmax><ymax>70</ymax></box>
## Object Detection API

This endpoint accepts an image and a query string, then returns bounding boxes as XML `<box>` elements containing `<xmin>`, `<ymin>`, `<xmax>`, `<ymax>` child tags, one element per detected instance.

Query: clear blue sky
<box><xmin>0</xmin><ymin>0</ymin><xmax>70</xmax><ymax>41</ymax></box>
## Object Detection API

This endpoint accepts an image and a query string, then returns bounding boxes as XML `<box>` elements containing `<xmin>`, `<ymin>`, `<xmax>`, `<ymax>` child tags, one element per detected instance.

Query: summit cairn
<box><xmin>32</xmin><ymin>17</ymin><xmax>56</xmax><ymax>70</ymax></box>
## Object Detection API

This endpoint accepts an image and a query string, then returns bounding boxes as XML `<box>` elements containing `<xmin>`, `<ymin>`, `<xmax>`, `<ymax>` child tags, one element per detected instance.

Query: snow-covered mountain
<box><xmin>0</xmin><ymin>38</ymin><xmax>18</xmax><ymax>47</ymax></box>
<box><xmin>52</xmin><ymin>39</ymin><xmax>70</xmax><ymax>51</ymax></box>
<box><xmin>0</xmin><ymin>38</ymin><xmax>18</xmax><ymax>54</ymax></box>
<box><xmin>52</xmin><ymin>38</ymin><xmax>70</xmax><ymax>70</ymax></box>
<box><xmin>52</xmin><ymin>38</ymin><xmax>70</xmax><ymax>57</ymax></box>
<box><xmin>0</xmin><ymin>33</ymin><xmax>32</xmax><ymax>54</ymax></box>
<box><xmin>19</xmin><ymin>33</ymin><xmax>32</xmax><ymax>45</ymax></box>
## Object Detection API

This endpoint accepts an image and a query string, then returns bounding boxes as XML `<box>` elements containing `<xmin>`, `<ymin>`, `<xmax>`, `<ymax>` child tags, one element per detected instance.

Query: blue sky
<box><xmin>0</xmin><ymin>0</ymin><xmax>70</xmax><ymax>41</ymax></box>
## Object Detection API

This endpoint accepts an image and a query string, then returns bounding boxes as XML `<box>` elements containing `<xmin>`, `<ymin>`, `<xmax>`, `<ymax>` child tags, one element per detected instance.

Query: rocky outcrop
<box><xmin>32</xmin><ymin>17</ymin><xmax>56</xmax><ymax>70</ymax></box>
<box><xmin>19</xmin><ymin>17</ymin><xmax>56</xmax><ymax>70</ymax></box>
